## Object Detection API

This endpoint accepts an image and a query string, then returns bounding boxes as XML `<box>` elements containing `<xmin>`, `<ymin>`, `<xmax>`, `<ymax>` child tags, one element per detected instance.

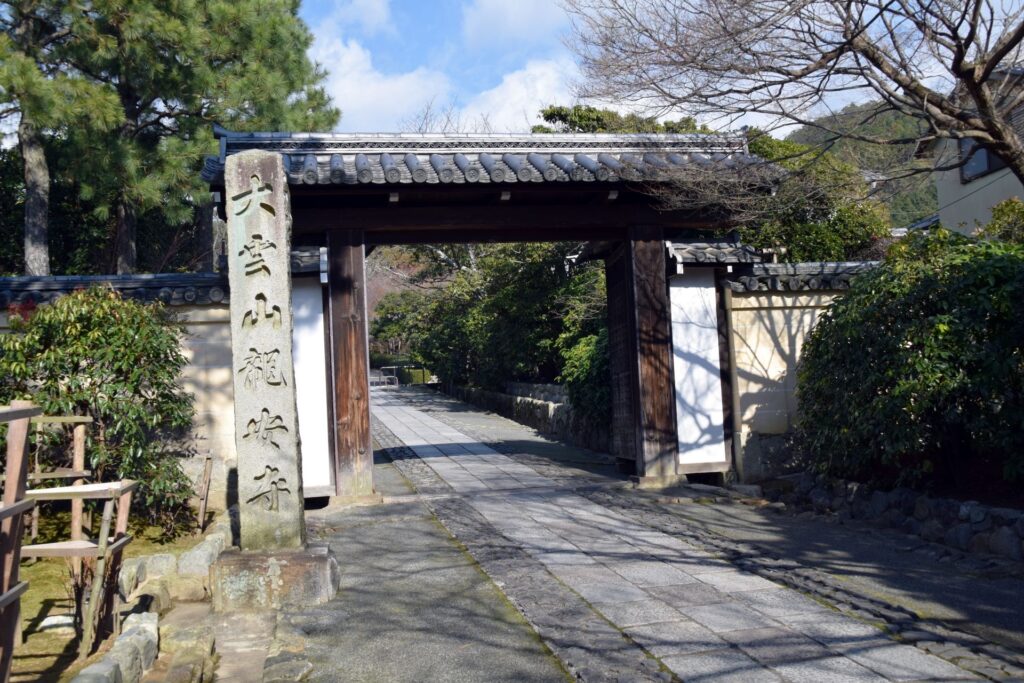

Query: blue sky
<box><xmin>299</xmin><ymin>0</ymin><xmax>580</xmax><ymax>132</ymax></box>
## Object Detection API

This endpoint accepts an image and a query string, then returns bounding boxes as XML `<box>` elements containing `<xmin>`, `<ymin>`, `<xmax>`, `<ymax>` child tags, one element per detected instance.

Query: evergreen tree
<box><xmin>61</xmin><ymin>0</ymin><xmax>338</xmax><ymax>273</ymax></box>
<box><xmin>0</xmin><ymin>1</ymin><xmax>120</xmax><ymax>275</ymax></box>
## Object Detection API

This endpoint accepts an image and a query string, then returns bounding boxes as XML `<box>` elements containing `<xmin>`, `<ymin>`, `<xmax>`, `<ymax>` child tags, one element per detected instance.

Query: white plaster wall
<box><xmin>728</xmin><ymin>291</ymin><xmax>836</xmax><ymax>481</ymax></box>
<box><xmin>669</xmin><ymin>271</ymin><xmax>728</xmax><ymax>470</ymax></box>
<box><xmin>291</xmin><ymin>279</ymin><xmax>333</xmax><ymax>495</ymax></box>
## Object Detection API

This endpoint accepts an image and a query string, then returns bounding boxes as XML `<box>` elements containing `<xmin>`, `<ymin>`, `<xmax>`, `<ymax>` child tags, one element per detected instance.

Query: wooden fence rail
<box><xmin>0</xmin><ymin>401</ymin><xmax>43</xmax><ymax>683</ymax></box>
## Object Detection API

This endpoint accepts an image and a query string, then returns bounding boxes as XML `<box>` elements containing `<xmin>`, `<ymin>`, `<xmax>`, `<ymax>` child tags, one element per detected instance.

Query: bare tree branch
<box><xmin>564</xmin><ymin>0</ymin><xmax>1024</xmax><ymax>184</ymax></box>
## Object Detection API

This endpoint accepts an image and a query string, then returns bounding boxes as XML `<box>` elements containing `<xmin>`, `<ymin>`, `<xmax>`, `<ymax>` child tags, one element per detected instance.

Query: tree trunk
<box><xmin>114</xmin><ymin>196</ymin><xmax>137</xmax><ymax>274</ymax></box>
<box><xmin>19</xmin><ymin>116</ymin><xmax>50</xmax><ymax>276</ymax></box>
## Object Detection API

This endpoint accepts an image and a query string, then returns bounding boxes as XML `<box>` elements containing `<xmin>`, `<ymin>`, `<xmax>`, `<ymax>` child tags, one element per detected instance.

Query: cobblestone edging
<box><xmin>419</xmin><ymin>409</ymin><xmax>1024</xmax><ymax>682</ymax></box>
<box><xmin>771</xmin><ymin>473</ymin><xmax>1024</xmax><ymax>564</ymax></box>
<box><xmin>72</xmin><ymin>520</ymin><xmax>230</xmax><ymax>683</ymax></box>
<box><xmin>371</xmin><ymin>418</ymin><xmax>672</xmax><ymax>683</ymax></box>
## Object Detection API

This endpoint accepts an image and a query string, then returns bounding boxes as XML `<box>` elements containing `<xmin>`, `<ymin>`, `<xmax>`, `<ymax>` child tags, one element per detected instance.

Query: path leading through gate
<box><xmin>367</xmin><ymin>387</ymin><xmax>981</xmax><ymax>682</ymax></box>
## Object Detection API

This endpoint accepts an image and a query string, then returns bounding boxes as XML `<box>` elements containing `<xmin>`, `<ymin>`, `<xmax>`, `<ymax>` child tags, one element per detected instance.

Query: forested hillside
<box><xmin>786</xmin><ymin>101</ymin><xmax>937</xmax><ymax>228</ymax></box>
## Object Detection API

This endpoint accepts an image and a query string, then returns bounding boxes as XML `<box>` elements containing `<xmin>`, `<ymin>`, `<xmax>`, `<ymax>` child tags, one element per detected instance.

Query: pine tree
<box><xmin>61</xmin><ymin>0</ymin><xmax>339</xmax><ymax>273</ymax></box>
<box><xmin>0</xmin><ymin>1</ymin><xmax>120</xmax><ymax>275</ymax></box>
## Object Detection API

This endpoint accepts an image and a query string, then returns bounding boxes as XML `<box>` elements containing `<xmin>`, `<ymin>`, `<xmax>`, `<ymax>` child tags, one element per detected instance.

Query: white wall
<box><xmin>669</xmin><ymin>270</ymin><xmax>728</xmax><ymax>471</ymax></box>
<box><xmin>291</xmin><ymin>278</ymin><xmax>334</xmax><ymax>496</ymax></box>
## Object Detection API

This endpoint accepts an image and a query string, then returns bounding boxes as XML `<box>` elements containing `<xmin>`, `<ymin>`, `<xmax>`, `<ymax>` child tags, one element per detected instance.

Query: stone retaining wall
<box><xmin>771</xmin><ymin>473</ymin><xmax>1024</xmax><ymax>562</ymax></box>
<box><xmin>448</xmin><ymin>385</ymin><xmax>612</xmax><ymax>455</ymax></box>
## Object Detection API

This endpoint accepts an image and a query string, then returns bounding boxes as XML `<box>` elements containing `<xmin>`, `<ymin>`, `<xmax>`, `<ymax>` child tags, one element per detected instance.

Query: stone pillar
<box><xmin>225</xmin><ymin>151</ymin><xmax>305</xmax><ymax>550</ymax></box>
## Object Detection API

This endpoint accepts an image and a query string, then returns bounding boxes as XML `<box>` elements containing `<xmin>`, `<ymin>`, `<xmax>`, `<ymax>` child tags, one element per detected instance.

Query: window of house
<box><xmin>960</xmin><ymin>138</ymin><xmax>1007</xmax><ymax>183</ymax></box>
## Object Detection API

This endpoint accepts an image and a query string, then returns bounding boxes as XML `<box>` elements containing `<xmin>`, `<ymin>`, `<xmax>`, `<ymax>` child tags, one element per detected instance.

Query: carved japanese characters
<box><xmin>226</xmin><ymin>151</ymin><xmax>305</xmax><ymax>550</ymax></box>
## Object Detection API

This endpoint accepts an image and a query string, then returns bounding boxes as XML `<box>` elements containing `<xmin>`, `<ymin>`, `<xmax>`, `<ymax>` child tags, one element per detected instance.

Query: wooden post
<box><xmin>327</xmin><ymin>230</ymin><xmax>375</xmax><ymax>501</ymax></box>
<box><xmin>605</xmin><ymin>231</ymin><xmax>680</xmax><ymax>485</ymax></box>
<box><xmin>71</xmin><ymin>423</ymin><xmax>86</xmax><ymax>582</ymax></box>
<box><xmin>1</xmin><ymin>401</ymin><xmax>37</xmax><ymax>682</ymax></box>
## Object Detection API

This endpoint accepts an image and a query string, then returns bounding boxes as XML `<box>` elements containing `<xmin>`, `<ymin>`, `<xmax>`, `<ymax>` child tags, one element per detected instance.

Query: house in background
<box><xmin>931</xmin><ymin>136</ymin><xmax>1022</xmax><ymax>232</ymax></box>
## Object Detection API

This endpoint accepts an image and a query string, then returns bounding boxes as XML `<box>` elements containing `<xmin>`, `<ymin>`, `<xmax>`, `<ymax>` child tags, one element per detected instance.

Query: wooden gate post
<box><xmin>605</xmin><ymin>228</ymin><xmax>681</xmax><ymax>486</ymax></box>
<box><xmin>327</xmin><ymin>230</ymin><xmax>376</xmax><ymax>502</ymax></box>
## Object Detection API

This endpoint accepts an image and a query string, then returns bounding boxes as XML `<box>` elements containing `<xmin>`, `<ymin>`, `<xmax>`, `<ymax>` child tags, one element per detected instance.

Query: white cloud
<box><xmin>316</xmin><ymin>0</ymin><xmax>395</xmax><ymax>36</ymax></box>
<box><xmin>461</xmin><ymin>0</ymin><xmax>570</xmax><ymax>51</ymax></box>
<box><xmin>461</xmin><ymin>58</ymin><xmax>579</xmax><ymax>132</ymax></box>
<box><xmin>313</xmin><ymin>37</ymin><xmax>452</xmax><ymax>131</ymax></box>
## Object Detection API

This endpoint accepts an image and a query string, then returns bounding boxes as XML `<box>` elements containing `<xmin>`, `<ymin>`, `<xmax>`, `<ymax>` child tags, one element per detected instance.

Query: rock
<box><xmin>913</xmin><ymin>496</ymin><xmax>931</xmax><ymax>521</ymax></box>
<box><xmin>123</xmin><ymin>612</ymin><xmax>158</xmax><ymax>642</ymax></box>
<box><xmin>931</xmin><ymin>499</ymin><xmax>960</xmax><ymax>525</ymax></box>
<box><xmin>1015</xmin><ymin>515</ymin><xmax>1024</xmax><ymax>539</ymax></box>
<box><xmin>945</xmin><ymin>523</ymin><xmax>973</xmax><ymax>551</ymax></box>
<box><xmin>166</xmin><ymin>575</ymin><xmax>208</xmax><ymax>602</ymax></box>
<box><xmin>990</xmin><ymin>507</ymin><xmax>1022</xmax><ymax>526</ymax></box>
<box><xmin>970</xmin><ymin>515</ymin><xmax>992</xmax><ymax>532</ymax></box>
<box><xmin>120</xmin><ymin>626</ymin><xmax>158</xmax><ymax>669</ymax></box>
<box><xmin>135</xmin><ymin>579</ymin><xmax>172</xmax><ymax>614</ymax></box>
<box><xmin>988</xmin><ymin>526</ymin><xmax>1024</xmax><ymax>560</ymax></box>
<box><xmin>830</xmin><ymin>495</ymin><xmax>847</xmax><ymax>510</ymax></box>
<box><xmin>37</xmin><ymin>614</ymin><xmax>76</xmax><ymax>634</ymax></box>
<box><xmin>72</xmin><ymin>659</ymin><xmax>122</xmax><ymax>683</ymax></box>
<box><xmin>920</xmin><ymin>519</ymin><xmax>945</xmax><ymax>543</ymax></box>
<box><xmin>902</xmin><ymin>518</ymin><xmax>922</xmax><ymax>536</ymax></box>
<box><xmin>958</xmin><ymin>501</ymin><xmax>981</xmax><ymax>522</ymax></box>
<box><xmin>868</xmin><ymin>490</ymin><xmax>890</xmax><ymax>518</ymax></box>
<box><xmin>204</xmin><ymin>531</ymin><xmax>227</xmax><ymax>556</ymax></box>
<box><xmin>118</xmin><ymin>558</ymin><xmax>146</xmax><ymax>600</ymax></box>
<box><xmin>107</xmin><ymin>637</ymin><xmax>143</xmax><ymax>683</ymax></box>
<box><xmin>889</xmin><ymin>487</ymin><xmax>917</xmax><ymax>515</ymax></box>
<box><xmin>809</xmin><ymin>486</ymin><xmax>831</xmax><ymax>511</ymax></box>
<box><xmin>178</xmin><ymin>539</ymin><xmax>220</xmax><ymax>577</ymax></box>
<box><xmin>969</xmin><ymin>505</ymin><xmax>989</xmax><ymax>525</ymax></box>
<box><xmin>885</xmin><ymin>508</ymin><xmax>907</xmax><ymax>527</ymax></box>
<box><xmin>730</xmin><ymin>484</ymin><xmax>762</xmax><ymax>497</ymax></box>
<box><xmin>165</xmin><ymin>651</ymin><xmax>207</xmax><ymax>683</ymax></box>
<box><xmin>160</xmin><ymin>621</ymin><xmax>215</xmax><ymax>656</ymax></box>
<box><xmin>144</xmin><ymin>554</ymin><xmax>177</xmax><ymax>579</ymax></box>
<box><xmin>263</xmin><ymin>652</ymin><xmax>314</xmax><ymax>682</ymax></box>
<box><xmin>967</xmin><ymin>532</ymin><xmax>990</xmax><ymax>554</ymax></box>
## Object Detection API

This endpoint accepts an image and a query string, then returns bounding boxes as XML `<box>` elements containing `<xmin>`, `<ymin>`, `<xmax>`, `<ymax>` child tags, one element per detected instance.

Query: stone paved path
<box><xmin>372</xmin><ymin>388</ymin><xmax>978</xmax><ymax>682</ymax></box>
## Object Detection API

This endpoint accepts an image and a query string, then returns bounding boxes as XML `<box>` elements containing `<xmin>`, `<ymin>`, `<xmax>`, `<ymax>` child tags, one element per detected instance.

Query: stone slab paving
<box><xmin>372</xmin><ymin>388</ymin><xmax>977</xmax><ymax>682</ymax></box>
<box><xmin>287</xmin><ymin>458</ymin><xmax>569</xmax><ymax>683</ymax></box>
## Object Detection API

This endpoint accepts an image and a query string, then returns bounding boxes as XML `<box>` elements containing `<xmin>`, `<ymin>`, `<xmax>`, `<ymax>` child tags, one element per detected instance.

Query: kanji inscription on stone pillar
<box><xmin>226</xmin><ymin>150</ymin><xmax>305</xmax><ymax>550</ymax></box>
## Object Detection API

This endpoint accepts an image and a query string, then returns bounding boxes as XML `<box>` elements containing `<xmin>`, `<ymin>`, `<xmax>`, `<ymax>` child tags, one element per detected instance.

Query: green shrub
<box><xmin>559</xmin><ymin>328</ymin><xmax>611</xmax><ymax>424</ymax></box>
<box><xmin>979</xmin><ymin>198</ymin><xmax>1024</xmax><ymax>243</ymax></box>
<box><xmin>0</xmin><ymin>288</ymin><xmax>195</xmax><ymax>532</ymax></box>
<box><xmin>397</xmin><ymin>367</ymin><xmax>431</xmax><ymax>384</ymax></box>
<box><xmin>796</xmin><ymin>230</ymin><xmax>1024</xmax><ymax>488</ymax></box>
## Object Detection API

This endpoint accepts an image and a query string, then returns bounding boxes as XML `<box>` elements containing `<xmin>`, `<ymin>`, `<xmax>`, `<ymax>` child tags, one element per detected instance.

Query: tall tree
<box><xmin>566</xmin><ymin>0</ymin><xmax>1024</xmax><ymax>183</ymax></box>
<box><xmin>63</xmin><ymin>0</ymin><xmax>338</xmax><ymax>273</ymax></box>
<box><xmin>0</xmin><ymin>1</ymin><xmax>119</xmax><ymax>275</ymax></box>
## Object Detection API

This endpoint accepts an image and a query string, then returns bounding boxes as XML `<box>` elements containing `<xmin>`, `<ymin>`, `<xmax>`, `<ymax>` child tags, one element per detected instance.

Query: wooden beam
<box><xmin>327</xmin><ymin>230</ymin><xmax>374</xmax><ymax>500</ymax></box>
<box><xmin>293</xmin><ymin>202</ymin><xmax>722</xmax><ymax>238</ymax></box>
<box><xmin>630</xmin><ymin>229</ymin><xmax>679</xmax><ymax>480</ymax></box>
<box><xmin>605</xmin><ymin>233</ymin><xmax>679</xmax><ymax>482</ymax></box>
<box><xmin>605</xmin><ymin>245</ymin><xmax>639</xmax><ymax>468</ymax></box>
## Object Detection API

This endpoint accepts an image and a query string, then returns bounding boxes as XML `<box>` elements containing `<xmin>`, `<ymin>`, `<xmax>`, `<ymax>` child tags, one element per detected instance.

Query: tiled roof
<box><xmin>724</xmin><ymin>262</ymin><xmax>877</xmax><ymax>292</ymax></box>
<box><xmin>202</xmin><ymin>129</ymin><xmax>761</xmax><ymax>186</ymax></box>
<box><xmin>668</xmin><ymin>242</ymin><xmax>761</xmax><ymax>264</ymax></box>
<box><xmin>0</xmin><ymin>249</ymin><xmax>323</xmax><ymax>308</ymax></box>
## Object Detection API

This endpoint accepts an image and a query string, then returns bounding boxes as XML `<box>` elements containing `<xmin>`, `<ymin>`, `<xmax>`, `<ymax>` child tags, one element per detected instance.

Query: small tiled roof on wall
<box><xmin>0</xmin><ymin>249</ymin><xmax>323</xmax><ymax>308</ymax></box>
<box><xmin>668</xmin><ymin>242</ymin><xmax>761</xmax><ymax>264</ymax></box>
<box><xmin>202</xmin><ymin>128</ymin><xmax>762</xmax><ymax>187</ymax></box>
<box><xmin>723</xmin><ymin>262</ymin><xmax>878</xmax><ymax>292</ymax></box>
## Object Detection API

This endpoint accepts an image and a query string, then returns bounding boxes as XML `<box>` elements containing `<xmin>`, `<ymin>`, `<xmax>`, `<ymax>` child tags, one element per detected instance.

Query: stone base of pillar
<box><xmin>328</xmin><ymin>493</ymin><xmax>383</xmax><ymax>507</ymax></box>
<box><xmin>630</xmin><ymin>473</ymin><xmax>689</xmax><ymax>490</ymax></box>
<box><xmin>211</xmin><ymin>544</ymin><xmax>339</xmax><ymax>612</ymax></box>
